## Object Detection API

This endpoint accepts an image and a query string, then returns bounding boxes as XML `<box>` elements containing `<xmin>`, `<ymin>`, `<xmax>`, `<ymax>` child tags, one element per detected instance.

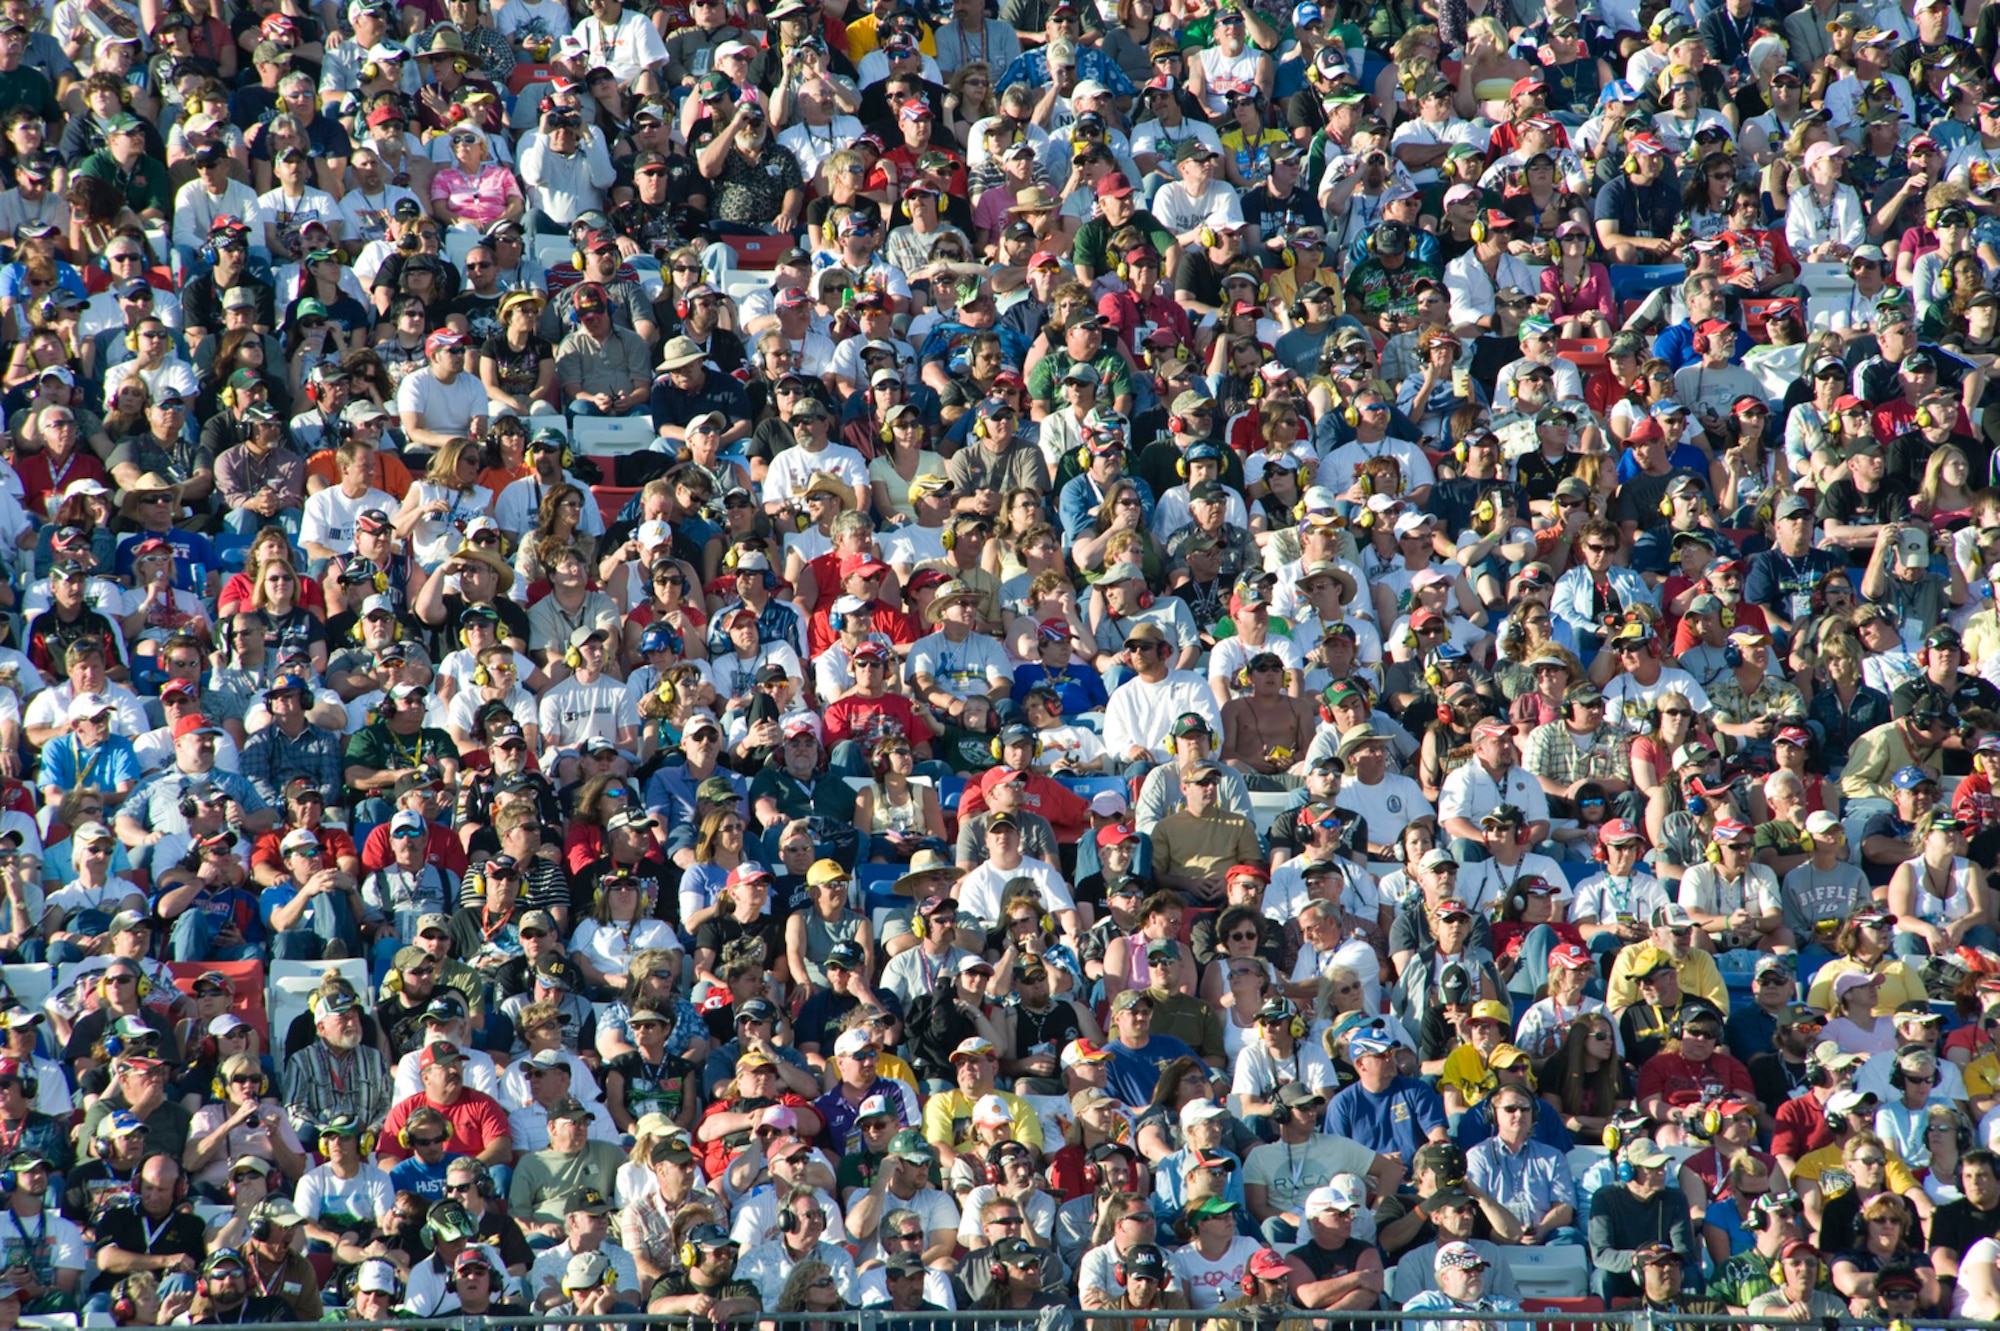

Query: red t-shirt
<box><xmin>360</xmin><ymin>820</ymin><xmax>468</xmax><ymax>876</ymax></box>
<box><xmin>958</xmin><ymin>769</ymin><xmax>1091</xmax><ymax>842</ymax></box>
<box><xmin>821</xmin><ymin>693</ymin><xmax>936</xmax><ymax>748</ymax></box>
<box><xmin>1772</xmin><ymin>1091</ymin><xmax>1831</xmax><ymax>1160</ymax></box>
<box><xmin>250</xmin><ymin>824</ymin><xmax>359</xmax><ymax>878</ymax></box>
<box><xmin>377</xmin><ymin>1088</ymin><xmax>511</xmax><ymax>1163</ymax></box>
<box><xmin>1634</xmin><ymin>1050</ymin><xmax>1755</xmax><ymax>1108</ymax></box>
<box><xmin>807</xmin><ymin>601</ymin><xmax>920</xmax><ymax>658</ymax></box>
<box><xmin>696</xmin><ymin>1093</ymin><xmax>821</xmax><ymax>1177</ymax></box>
<box><xmin>1954</xmin><ymin>771</ymin><xmax>1999</xmax><ymax>838</ymax></box>
<box><xmin>1670</xmin><ymin>597</ymin><xmax>1770</xmax><ymax>656</ymax></box>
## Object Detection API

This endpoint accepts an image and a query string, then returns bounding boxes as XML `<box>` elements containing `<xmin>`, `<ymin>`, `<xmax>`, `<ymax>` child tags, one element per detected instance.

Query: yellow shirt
<box><xmin>1965</xmin><ymin>1051</ymin><xmax>1999</xmax><ymax>1104</ymax></box>
<box><xmin>1790</xmin><ymin>1142</ymin><xmax>1918</xmax><ymax>1195</ymax></box>
<box><xmin>1839</xmin><ymin>722</ymin><xmax>1942</xmax><ymax>803</ymax></box>
<box><xmin>844</xmin><ymin>13</ymin><xmax>939</xmax><ymax>59</ymax></box>
<box><xmin>1438</xmin><ymin>1044</ymin><xmax>1500</xmax><ymax>1105</ymax></box>
<box><xmin>1605</xmin><ymin>945</ymin><xmax>1730</xmax><ymax>1015</ymax></box>
<box><xmin>1804</xmin><ymin>958</ymin><xmax>1926</xmax><ymax>1016</ymax></box>
<box><xmin>921</xmin><ymin>1088</ymin><xmax>1045</xmax><ymax>1154</ymax></box>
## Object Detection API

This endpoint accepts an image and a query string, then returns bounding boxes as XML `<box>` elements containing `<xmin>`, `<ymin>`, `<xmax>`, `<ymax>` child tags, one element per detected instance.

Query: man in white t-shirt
<box><xmin>955</xmin><ymin>814</ymin><xmax>1075</xmax><ymax>932</ymax></box>
<box><xmin>537</xmin><ymin>628</ymin><xmax>638</xmax><ymax>774</ymax></box>
<box><xmin>301</xmin><ymin>457</ymin><xmax>398</xmax><ymax>563</ymax></box>
<box><xmin>1333</xmin><ymin>723</ymin><xmax>1434</xmax><ymax>860</ymax></box>
<box><xmin>395</xmin><ymin>329</ymin><xmax>490</xmax><ymax>452</ymax></box>
<box><xmin>1101</xmin><ymin>623</ymin><xmax>1222</xmax><ymax>769</ymax></box>
<box><xmin>906</xmin><ymin>580</ymin><xmax>1011</xmax><ymax>708</ymax></box>
<box><xmin>1437</xmin><ymin>720</ymin><xmax>1552</xmax><ymax>858</ymax></box>
<box><xmin>1454</xmin><ymin>805</ymin><xmax>1567</xmax><ymax>915</ymax></box>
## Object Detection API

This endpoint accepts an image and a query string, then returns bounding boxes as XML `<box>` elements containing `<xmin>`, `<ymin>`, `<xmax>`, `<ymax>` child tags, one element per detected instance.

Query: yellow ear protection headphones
<box><xmin>1469</xmin><ymin>211</ymin><xmax>1490</xmax><ymax>244</ymax></box>
<box><xmin>1915</xmin><ymin>403</ymin><xmax>1944</xmax><ymax>429</ymax></box>
<box><xmin>989</xmin><ymin>729</ymin><xmax>1045</xmax><ymax>763</ymax></box>
<box><xmin>397</xmin><ymin>1112</ymin><xmax>455</xmax><ymax>1152</ymax></box>
<box><xmin>1472</xmin><ymin>494</ymin><xmax>1498</xmax><ymax>526</ymax></box>
<box><xmin>1267</xmin><ymin>997</ymin><xmax>1307</xmax><ymax>1041</ymax></box>
<box><xmin>211</xmin><ymin>1066</ymin><xmax>271</xmax><ymax>1103</ymax></box>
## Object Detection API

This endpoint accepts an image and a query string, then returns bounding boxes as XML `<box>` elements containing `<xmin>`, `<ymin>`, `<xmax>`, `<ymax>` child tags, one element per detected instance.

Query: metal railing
<box><xmin>199</xmin><ymin>1311</ymin><xmax>2000</xmax><ymax>1331</ymax></box>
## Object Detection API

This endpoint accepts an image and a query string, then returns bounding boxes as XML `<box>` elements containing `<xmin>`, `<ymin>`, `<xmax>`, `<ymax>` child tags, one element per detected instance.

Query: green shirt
<box><xmin>76</xmin><ymin>150</ymin><xmax>172</xmax><ymax>217</ymax></box>
<box><xmin>0</xmin><ymin>66</ymin><xmax>59</xmax><ymax>129</ymax></box>
<box><xmin>1027</xmin><ymin>348</ymin><xmax>1133</xmax><ymax>408</ymax></box>
<box><xmin>1072</xmin><ymin>209</ymin><xmax>1176</xmax><ymax>278</ymax></box>
<box><xmin>343</xmin><ymin>722</ymin><xmax>455</xmax><ymax>791</ymax></box>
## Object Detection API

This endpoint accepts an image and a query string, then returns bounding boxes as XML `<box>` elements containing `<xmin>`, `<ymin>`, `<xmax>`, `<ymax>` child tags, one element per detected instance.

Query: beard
<box><xmin>325</xmin><ymin>1025</ymin><xmax>364</xmax><ymax>1052</ymax></box>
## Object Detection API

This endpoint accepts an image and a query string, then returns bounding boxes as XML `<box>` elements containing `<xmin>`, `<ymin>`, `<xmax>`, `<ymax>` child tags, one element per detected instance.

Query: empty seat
<box><xmin>591</xmin><ymin>485</ymin><xmax>639</xmax><ymax>526</ymax></box>
<box><xmin>1499</xmin><ymin>1242</ymin><xmax>1591</xmax><ymax>1299</ymax></box>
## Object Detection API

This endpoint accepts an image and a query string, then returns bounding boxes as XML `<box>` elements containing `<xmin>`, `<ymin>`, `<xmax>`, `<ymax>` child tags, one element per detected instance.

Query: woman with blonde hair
<box><xmin>943</xmin><ymin>62</ymin><xmax>998</xmax><ymax>147</ymax></box>
<box><xmin>1912</xmin><ymin>444</ymin><xmax>1977</xmax><ymax>533</ymax></box>
<box><xmin>1887</xmin><ymin>809</ymin><xmax>1996</xmax><ymax>959</ymax></box>
<box><xmin>1700</xmin><ymin>1148</ymin><xmax>1779</xmax><ymax>1263</ymax></box>
<box><xmin>248</xmin><ymin>554</ymin><xmax>328</xmax><ymax>674</ymax></box>
<box><xmin>395</xmin><ymin>436</ymin><xmax>495</xmax><ymax>571</ymax></box>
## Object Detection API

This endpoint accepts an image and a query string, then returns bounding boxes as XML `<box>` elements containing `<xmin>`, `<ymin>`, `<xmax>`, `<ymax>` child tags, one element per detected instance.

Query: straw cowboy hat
<box><xmin>923</xmin><ymin>578</ymin><xmax>982</xmax><ymax>625</ymax></box>
<box><xmin>118</xmin><ymin>471</ymin><xmax>183</xmax><ymax>518</ymax></box>
<box><xmin>449</xmin><ymin>541</ymin><xmax>516</xmax><ymax>595</ymax></box>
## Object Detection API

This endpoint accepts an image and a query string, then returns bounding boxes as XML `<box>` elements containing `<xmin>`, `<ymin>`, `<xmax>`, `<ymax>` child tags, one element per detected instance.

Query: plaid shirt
<box><xmin>282</xmin><ymin>1040</ymin><xmax>392</xmax><ymax>1136</ymax></box>
<box><xmin>239</xmin><ymin>720</ymin><xmax>345</xmax><ymax>809</ymax></box>
<box><xmin>1521</xmin><ymin>719</ymin><xmax>1633</xmax><ymax>789</ymax></box>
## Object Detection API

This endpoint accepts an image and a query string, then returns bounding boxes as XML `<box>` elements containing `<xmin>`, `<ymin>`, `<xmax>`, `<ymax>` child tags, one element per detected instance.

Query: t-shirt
<box><xmin>1241</xmin><ymin>1132</ymin><xmax>1378</xmax><ymax>1219</ymax></box>
<box><xmin>602</xmin><ymin>1050</ymin><xmax>695</xmax><ymax>1123</ymax></box>
<box><xmin>90</xmin><ymin>1205</ymin><xmax>205</xmax><ymax>1292</ymax></box>
<box><xmin>1171</xmin><ymin>1235</ymin><xmax>1263</xmax><ymax>1309</ymax></box>
<box><xmin>1322</xmin><ymin>1076</ymin><xmax>1445</xmax><ymax>1168</ymax></box>
<box><xmin>1105</xmin><ymin>1035</ymin><xmax>1197</xmax><ymax>1106</ymax></box>
<box><xmin>294</xmin><ymin>1162</ymin><xmax>394</xmax><ymax>1234</ymax></box>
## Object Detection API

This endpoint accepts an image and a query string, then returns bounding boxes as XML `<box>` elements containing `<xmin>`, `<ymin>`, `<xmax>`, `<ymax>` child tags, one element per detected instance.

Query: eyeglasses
<box><xmin>408</xmin><ymin>1135</ymin><xmax>446</xmax><ymax>1147</ymax></box>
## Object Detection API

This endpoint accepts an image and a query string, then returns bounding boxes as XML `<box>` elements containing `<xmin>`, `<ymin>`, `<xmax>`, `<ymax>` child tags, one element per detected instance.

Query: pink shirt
<box><xmin>429</xmin><ymin>163</ymin><xmax>521</xmax><ymax>230</ymax></box>
<box><xmin>1539</xmin><ymin>261</ymin><xmax>1616</xmax><ymax>324</ymax></box>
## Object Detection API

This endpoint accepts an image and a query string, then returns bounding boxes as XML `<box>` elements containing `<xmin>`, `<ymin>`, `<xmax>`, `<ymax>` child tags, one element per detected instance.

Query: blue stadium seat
<box><xmin>939</xmin><ymin>777</ymin><xmax>967</xmax><ymax>814</ymax></box>
<box><xmin>1059</xmin><ymin>775</ymin><xmax>1128</xmax><ymax>805</ymax></box>
<box><xmin>1607</xmin><ymin>263</ymin><xmax>1688</xmax><ymax>303</ymax></box>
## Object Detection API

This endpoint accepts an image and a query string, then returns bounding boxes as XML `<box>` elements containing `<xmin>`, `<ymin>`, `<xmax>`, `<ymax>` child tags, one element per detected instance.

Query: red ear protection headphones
<box><xmin>984</xmin><ymin>1142</ymin><xmax>1027</xmax><ymax>1185</ymax></box>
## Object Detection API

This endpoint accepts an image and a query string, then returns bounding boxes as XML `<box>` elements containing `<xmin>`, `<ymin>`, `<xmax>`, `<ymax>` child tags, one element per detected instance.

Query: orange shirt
<box><xmin>305</xmin><ymin>449</ymin><xmax>416</xmax><ymax>502</ymax></box>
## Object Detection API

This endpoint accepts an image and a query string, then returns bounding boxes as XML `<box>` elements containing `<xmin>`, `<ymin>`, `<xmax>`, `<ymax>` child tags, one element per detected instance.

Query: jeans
<box><xmin>569</xmin><ymin>398</ymin><xmax>651</xmax><ymax>419</ymax></box>
<box><xmin>1258</xmin><ymin>1214</ymin><xmax>1299</xmax><ymax>1246</ymax></box>
<box><xmin>170</xmin><ymin>909</ymin><xmax>260</xmax><ymax>963</ymax></box>
<box><xmin>1893</xmin><ymin>924</ymin><xmax>2000</xmax><ymax>958</ymax></box>
<box><xmin>1506</xmin><ymin>923</ymin><xmax>1560</xmax><ymax>999</ymax></box>
<box><xmin>223</xmin><ymin>505</ymin><xmax>302</xmax><ymax>538</ymax></box>
<box><xmin>1449</xmin><ymin>836</ymin><xmax>1490</xmax><ymax>865</ymax></box>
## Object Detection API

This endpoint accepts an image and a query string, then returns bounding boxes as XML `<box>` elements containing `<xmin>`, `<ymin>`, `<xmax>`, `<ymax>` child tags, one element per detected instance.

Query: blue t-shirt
<box><xmin>1011</xmin><ymin>662</ymin><xmax>1109</xmax><ymax>717</ymax></box>
<box><xmin>388</xmin><ymin>1153</ymin><xmax>458</xmax><ymax>1200</ymax></box>
<box><xmin>1322</xmin><ymin>1075</ymin><xmax>1445</xmax><ymax>1168</ymax></box>
<box><xmin>1105</xmin><ymin>1034</ymin><xmax>1196</xmax><ymax>1106</ymax></box>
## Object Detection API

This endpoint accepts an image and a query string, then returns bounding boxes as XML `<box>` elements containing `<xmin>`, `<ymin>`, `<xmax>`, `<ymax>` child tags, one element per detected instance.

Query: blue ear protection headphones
<box><xmin>1723</xmin><ymin>642</ymin><xmax>1742</xmax><ymax>669</ymax></box>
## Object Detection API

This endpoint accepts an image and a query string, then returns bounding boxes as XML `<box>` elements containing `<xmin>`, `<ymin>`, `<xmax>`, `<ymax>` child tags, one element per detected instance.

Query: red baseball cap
<box><xmin>1549</xmin><ymin>943</ymin><xmax>1593</xmax><ymax>970</ymax></box>
<box><xmin>1095</xmin><ymin>174</ymin><xmax>1134</xmax><ymax>198</ymax></box>
<box><xmin>1097</xmin><ymin>822</ymin><xmax>1139</xmax><ymax>848</ymax></box>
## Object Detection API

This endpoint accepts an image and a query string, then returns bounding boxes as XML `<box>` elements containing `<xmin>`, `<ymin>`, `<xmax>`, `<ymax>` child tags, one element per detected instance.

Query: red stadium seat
<box><xmin>1522</xmin><ymin>1296</ymin><xmax>1606</xmax><ymax>1331</ymax></box>
<box><xmin>1557</xmin><ymin>336</ymin><xmax>1609</xmax><ymax>373</ymax></box>
<box><xmin>720</xmin><ymin>234</ymin><xmax>791</xmax><ymax>270</ymax></box>
<box><xmin>166</xmin><ymin>960</ymin><xmax>269</xmax><ymax>1041</ymax></box>
<box><xmin>591</xmin><ymin>485</ymin><xmax>638</xmax><ymax>526</ymax></box>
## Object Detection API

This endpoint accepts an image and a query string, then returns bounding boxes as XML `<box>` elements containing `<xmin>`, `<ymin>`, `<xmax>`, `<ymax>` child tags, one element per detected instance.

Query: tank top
<box><xmin>802</xmin><ymin>912</ymin><xmax>863</xmax><ymax>987</ymax></box>
<box><xmin>1916</xmin><ymin>856</ymin><xmax>1976</xmax><ymax>926</ymax></box>
<box><xmin>868</xmin><ymin>781</ymin><xmax>923</xmax><ymax>836</ymax></box>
